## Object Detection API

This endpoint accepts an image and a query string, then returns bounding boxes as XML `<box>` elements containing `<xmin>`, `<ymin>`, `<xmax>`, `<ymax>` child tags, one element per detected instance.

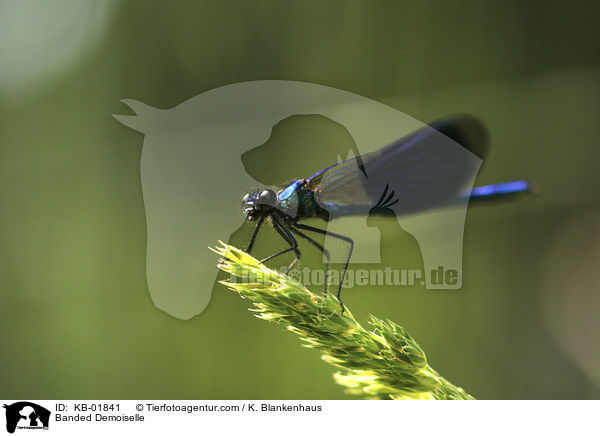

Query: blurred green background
<box><xmin>1</xmin><ymin>0</ymin><xmax>599</xmax><ymax>399</ymax></box>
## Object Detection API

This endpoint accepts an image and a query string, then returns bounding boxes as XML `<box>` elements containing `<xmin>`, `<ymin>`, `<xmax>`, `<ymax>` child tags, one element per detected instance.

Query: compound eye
<box><xmin>259</xmin><ymin>189</ymin><xmax>277</xmax><ymax>206</ymax></box>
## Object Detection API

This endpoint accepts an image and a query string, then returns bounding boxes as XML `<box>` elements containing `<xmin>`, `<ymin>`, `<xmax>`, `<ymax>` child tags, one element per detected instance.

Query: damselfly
<box><xmin>241</xmin><ymin>115</ymin><xmax>534</xmax><ymax>312</ymax></box>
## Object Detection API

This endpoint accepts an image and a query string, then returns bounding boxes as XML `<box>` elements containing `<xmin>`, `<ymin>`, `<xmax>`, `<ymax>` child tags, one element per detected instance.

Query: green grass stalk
<box><xmin>213</xmin><ymin>242</ymin><xmax>474</xmax><ymax>400</ymax></box>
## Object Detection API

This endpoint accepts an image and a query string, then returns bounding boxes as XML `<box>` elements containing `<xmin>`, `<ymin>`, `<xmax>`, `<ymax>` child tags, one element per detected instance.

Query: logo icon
<box><xmin>3</xmin><ymin>402</ymin><xmax>50</xmax><ymax>434</ymax></box>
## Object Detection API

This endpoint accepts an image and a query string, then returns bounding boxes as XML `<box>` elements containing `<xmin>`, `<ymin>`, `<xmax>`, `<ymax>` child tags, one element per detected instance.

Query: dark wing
<box><xmin>306</xmin><ymin>115</ymin><xmax>487</xmax><ymax>218</ymax></box>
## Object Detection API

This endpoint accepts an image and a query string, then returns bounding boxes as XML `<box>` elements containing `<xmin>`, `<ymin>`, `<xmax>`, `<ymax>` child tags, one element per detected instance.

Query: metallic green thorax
<box><xmin>277</xmin><ymin>179</ymin><xmax>329</xmax><ymax>221</ymax></box>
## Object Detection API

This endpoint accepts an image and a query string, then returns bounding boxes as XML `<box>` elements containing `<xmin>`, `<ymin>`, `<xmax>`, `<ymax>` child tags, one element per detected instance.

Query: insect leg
<box><xmin>259</xmin><ymin>215</ymin><xmax>301</xmax><ymax>265</ymax></box>
<box><xmin>272</xmin><ymin>221</ymin><xmax>302</xmax><ymax>273</ymax></box>
<box><xmin>246</xmin><ymin>215</ymin><xmax>265</xmax><ymax>254</ymax></box>
<box><xmin>293</xmin><ymin>223</ymin><xmax>354</xmax><ymax>313</ymax></box>
<box><xmin>290</xmin><ymin>225</ymin><xmax>330</xmax><ymax>294</ymax></box>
